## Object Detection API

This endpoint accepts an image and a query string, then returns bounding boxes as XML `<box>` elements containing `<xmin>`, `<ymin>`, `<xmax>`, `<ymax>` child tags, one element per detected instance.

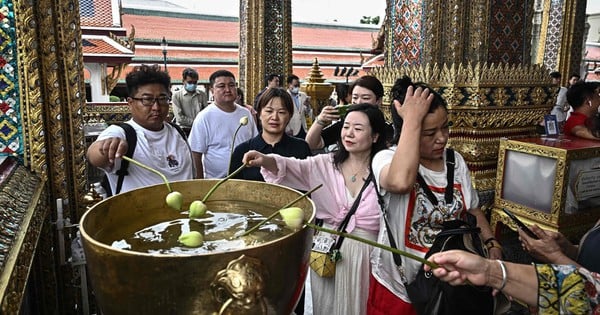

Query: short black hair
<box><xmin>287</xmin><ymin>74</ymin><xmax>299</xmax><ymax>85</ymax></box>
<box><xmin>209</xmin><ymin>70</ymin><xmax>236</xmax><ymax>87</ymax></box>
<box><xmin>389</xmin><ymin>75</ymin><xmax>448</xmax><ymax>143</ymax></box>
<box><xmin>182</xmin><ymin>68</ymin><xmax>199</xmax><ymax>80</ymax></box>
<box><xmin>549</xmin><ymin>71</ymin><xmax>562</xmax><ymax>79</ymax></box>
<box><xmin>125</xmin><ymin>64</ymin><xmax>170</xmax><ymax>97</ymax></box>
<box><xmin>255</xmin><ymin>87</ymin><xmax>294</xmax><ymax>116</ymax></box>
<box><xmin>567</xmin><ymin>81</ymin><xmax>600</xmax><ymax>109</ymax></box>
<box><xmin>569</xmin><ymin>73</ymin><xmax>581</xmax><ymax>80</ymax></box>
<box><xmin>350</xmin><ymin>75</ymin><xmax>384</xmax><ymax>100</ymax></box>
<box><xmin>265</xmin><ymin>74</ymin><xmax>280</xmax><ymax>86</ymax></box>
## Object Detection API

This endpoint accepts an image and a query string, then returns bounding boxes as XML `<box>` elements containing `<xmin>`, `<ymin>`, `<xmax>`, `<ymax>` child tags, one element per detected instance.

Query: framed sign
<box><xmin>544</xmin><ymin>114</ymin><xmax>559</xmax><ymax>136</ymax></box>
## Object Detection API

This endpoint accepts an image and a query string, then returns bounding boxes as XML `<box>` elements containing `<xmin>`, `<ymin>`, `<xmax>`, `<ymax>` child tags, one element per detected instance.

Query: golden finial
<box><xmin>305</xmin><ymin>58</ymin><xmax>327</xmax><ymax>84</ymax></box>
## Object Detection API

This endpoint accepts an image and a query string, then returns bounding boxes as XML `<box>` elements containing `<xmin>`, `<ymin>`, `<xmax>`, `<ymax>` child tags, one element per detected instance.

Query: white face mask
<box><xmin>291</xmin><ymin>87</ymin><xmax>299</xmax><ymax>94</ymax></box>
<box><xmin>184</xmin><ymin>83</ymin><xmax>197</xmax><ymax>92</ymax></box>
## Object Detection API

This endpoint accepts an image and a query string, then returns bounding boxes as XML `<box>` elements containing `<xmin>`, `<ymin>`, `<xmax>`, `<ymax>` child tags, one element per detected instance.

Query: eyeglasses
<box><xmin>130</xmin><ymin>96</ymin><xmax>170</xmax><ymax>106</ymax></box>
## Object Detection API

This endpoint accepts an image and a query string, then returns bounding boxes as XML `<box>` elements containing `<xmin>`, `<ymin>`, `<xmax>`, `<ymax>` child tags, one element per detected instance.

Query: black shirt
<box><xmin>229</xmin><ymin>133</ymin><xmax>312</xmax><ymax>181</ymax></box>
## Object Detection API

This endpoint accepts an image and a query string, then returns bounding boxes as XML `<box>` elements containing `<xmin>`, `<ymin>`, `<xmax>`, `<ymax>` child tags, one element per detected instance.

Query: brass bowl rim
<box><xmin>79</xmin><ymin>179</ymin><xmax>316</xmax><ymax>258</ymax></box>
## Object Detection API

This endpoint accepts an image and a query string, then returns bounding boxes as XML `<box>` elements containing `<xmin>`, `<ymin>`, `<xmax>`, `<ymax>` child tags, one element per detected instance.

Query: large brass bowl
<box><xmin>80</xmin><ymin>179</ymin><xmax>315</xmax><ymax>315</ymax></box>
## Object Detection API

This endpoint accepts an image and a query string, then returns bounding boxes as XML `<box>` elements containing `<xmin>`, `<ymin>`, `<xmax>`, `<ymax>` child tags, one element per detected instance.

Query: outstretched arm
<box><xmin>425</xmin><ymin>250</ymin><xmax>539</xmax><ymax>306</ymax></box>
<box><xmin>243</xmin><ymin>150</ymin><xmax>278</xmax><ymax>174</ymax></box>
<box><xmin>87</xmin><ymin>137</ymin><xmax>128</xmax><ymax>170</ymax></box>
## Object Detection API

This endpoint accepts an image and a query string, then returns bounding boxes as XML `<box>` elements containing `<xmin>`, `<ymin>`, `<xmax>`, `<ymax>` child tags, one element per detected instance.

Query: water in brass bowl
<box><xmin>80</xmin><ymin>179</ymin><xmax>315</xmax><ymax>315</ymax></box>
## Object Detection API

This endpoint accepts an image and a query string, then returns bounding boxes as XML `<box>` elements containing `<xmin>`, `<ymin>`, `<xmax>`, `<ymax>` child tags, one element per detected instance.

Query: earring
<box><xmin>590</xmin><ymin>101</ymin><xmax>593</xmax><ymax>107</ymax></box>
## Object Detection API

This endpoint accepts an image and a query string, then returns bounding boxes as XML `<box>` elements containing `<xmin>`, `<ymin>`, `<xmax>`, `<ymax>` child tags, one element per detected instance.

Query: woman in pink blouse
<box><xmin>243</xmin><ymin>104</ymin><xmax>388</xmax><ymax>315</ymax></box>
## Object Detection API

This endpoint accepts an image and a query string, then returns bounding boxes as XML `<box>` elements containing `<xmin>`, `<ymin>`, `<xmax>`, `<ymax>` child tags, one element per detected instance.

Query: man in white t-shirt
<box><xmin>87</xmin><ymin>64</ymin><xmax>194</xmax><ymax>194</ymax></box>
<box><xmin>188</xmin><ymin>70</ymin><xmax>257</xmax><ymax>178</ymax></box>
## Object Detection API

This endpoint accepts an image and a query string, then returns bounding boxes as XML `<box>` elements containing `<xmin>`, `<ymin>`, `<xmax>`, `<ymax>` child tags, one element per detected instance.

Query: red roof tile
<box><xmin>122</xmin><ymin>14</ymin><xmax>378</xmax><ymax>50</ymax></box>
<box><xmin>80</xmin><ymin>0</ymin><xmax>116</xmax><ymax>27</ymax></box>
<box><xmin>82</xmin><ymin>35</ymin><xmax>134</xmax><ymax>64</ymax></box>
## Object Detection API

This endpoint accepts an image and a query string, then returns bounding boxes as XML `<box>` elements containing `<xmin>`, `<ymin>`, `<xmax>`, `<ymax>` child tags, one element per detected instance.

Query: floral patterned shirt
<box><xmin>535</xmin><ymin>264</ymin><xmax>600</xmax><ymax>314</ymax></box>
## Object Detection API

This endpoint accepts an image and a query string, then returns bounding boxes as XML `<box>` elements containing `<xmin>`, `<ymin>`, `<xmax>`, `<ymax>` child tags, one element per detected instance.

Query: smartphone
<box><xmin>501</xmin><ymin>208</ymin><xmax>539</xmax><ymax>239</ymax></box>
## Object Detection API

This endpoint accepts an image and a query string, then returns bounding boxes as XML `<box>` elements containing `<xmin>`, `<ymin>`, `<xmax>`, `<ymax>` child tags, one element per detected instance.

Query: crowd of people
<box><xmin>87</xmin><ymin>64</ymin><xmax>600</xmax><ymax>314</ymax></box>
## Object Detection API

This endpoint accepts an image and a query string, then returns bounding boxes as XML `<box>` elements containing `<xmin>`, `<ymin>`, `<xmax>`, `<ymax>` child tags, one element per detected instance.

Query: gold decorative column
<box><xmin>239</xmin><ymin>0</ymin><xmax>292</xmax><ymax>104</ymax></box>
<box><xmin>301</xmin><ymin>58</ymin><xmax>334</xmax><ymax>115</ymax></box>
<box><xmin>7</xmin><ymin>0</ymin><xmax>88</xmax><ymax>312</ymax></box>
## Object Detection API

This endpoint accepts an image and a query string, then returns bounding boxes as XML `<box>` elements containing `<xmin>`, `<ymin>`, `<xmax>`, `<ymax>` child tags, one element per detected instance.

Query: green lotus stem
<box><xmin>238</xmin><ymin>184</ymin><xmax>323</xmax><ymax>238</ymax></box>
<box><xmin>306</xmin><ymin>222</ymin><xmax>439</xmax><ymax>269</ymax></box>
<box><xmin>227</xmin><ymin>116</ymin><xmax>248</xmax><ymax>173</ymax></box>
<box><xmin>122</xmin><ymin>155</ymin><xmax>172</xmax><ymax>192</ymax></box>
<box><xmin>202</xmin><ymin>164</ymin><xmax>247</xmax><ymax>203</ymax></box>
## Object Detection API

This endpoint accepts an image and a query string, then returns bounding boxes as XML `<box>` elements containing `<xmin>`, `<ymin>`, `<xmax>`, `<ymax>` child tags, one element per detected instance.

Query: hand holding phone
<box><xmin>501</xmin><ymin>208</ymin><xmax>539</xmax><ymax>240</ymax></box>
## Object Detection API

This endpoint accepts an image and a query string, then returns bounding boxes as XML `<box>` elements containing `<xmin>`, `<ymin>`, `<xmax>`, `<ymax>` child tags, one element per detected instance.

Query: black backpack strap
<box><xmin>333</xmin><ymin>173</ymin><xmax>373</xmax><ymax>250</ymax></box>
<box><xmin>416</xmin><ymin>148</ymin><xmax>455</xmax><ymax>206</ymax></box>
<box><xmin>444</xmin><ymin>149</ymin><xmax>455</xmax><ymax>205</ymax></box>
<box><xmin>167</xmin><ymin>121</ymin><xmax>187</xmax><ymax>141</ymax></box>
<box><xmin>373</xmin><ymin>149</ymin><xmax>456</xmax><ymax>268</ymax></box>
<box><xmin>114</xmin><ymin>123</ymin><xmax>137</xmax><ymax>195</ymax></box>
<box><xmin>372</xmin><ymin>172</ymin><xmax>404</xmax><ymax>267</ymax></box>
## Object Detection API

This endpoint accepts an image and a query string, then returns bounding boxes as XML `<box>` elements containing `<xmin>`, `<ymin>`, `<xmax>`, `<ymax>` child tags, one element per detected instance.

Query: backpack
<box><xmin>100</xmin><ymin>122</ymin><xmax>187</xmax><ymax>196</ymax></box>
<box><xmin>405</xmin><ymin>214</ymin><xmax>502</xmax><ymax>315</ymax></box>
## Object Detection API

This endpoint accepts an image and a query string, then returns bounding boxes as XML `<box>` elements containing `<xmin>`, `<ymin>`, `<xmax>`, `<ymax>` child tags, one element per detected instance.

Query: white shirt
<box><xmin>97</xmin><ymin>120</ymin><xmax>194</xmax><ymax>194</ymax></box>
<box><xmin>370</xmin><ymin>147</ymin><xmax>478</xmax><ymax>301</ymax></box>
<box><xmin>188</xmin><ymin>103</ymin><xmax>258</xmax><ymax>178</ymax></box>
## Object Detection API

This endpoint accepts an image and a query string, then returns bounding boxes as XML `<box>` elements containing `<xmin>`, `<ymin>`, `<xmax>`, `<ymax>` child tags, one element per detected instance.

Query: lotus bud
<box><xmin>178</xmin><ymin>231</ymin><xmax>204</xmax><ymax>247</ymax></box>
<box><xmin>189</xmin><ymin>200</ymin><xmax>207</xmax><ymax>218</ymax></box>
<box><xmin>279</xmin><ymin>207</ymin><xmax>304</xmax><ymax>230</ymax></box>
<box><xmin>165</xmin><ymin>191</ymin><xmax>183</xmax><ymax>210</ymax></box>
<box><xmin>239</xmin><ymin>116</ymin><xmax>249</xmax><ymax>126</ymax></box>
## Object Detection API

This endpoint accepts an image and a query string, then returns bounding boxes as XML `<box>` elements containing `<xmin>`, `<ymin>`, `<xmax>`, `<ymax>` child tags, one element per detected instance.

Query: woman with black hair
<box><xmin>243</xmin><ymin>104</ymin><xmax>388</xmax><ymax>315</ymax></box>
<box><xmin>367</xmin><ymin>77</ymin><xmax>500</xmax><ymax>314</ymax></box>
<box><xmin>305</xmin><ymin>75</ymin><xmax>387</xmax><ymax>151</ymax></box>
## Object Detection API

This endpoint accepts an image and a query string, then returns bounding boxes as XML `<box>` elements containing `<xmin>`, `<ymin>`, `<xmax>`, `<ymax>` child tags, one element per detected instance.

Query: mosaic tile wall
<box><xmin>390</xmin><ymin>0</ymin><xmax>425</xmax><ymax>67</ymax></box>
<box><xmin>543</xmin><ymin>0</ymin><xmax>563</xmax><ymax>71</ymax></box>
<box><xmin>487</xmin><ymin>0</ymin><xmax>533</xmax><ymax>64</ymax></box>
<box><xmin>0</xmin><ymin>0</ymin><xmax>20</xmax><ymax>158</ymax></box>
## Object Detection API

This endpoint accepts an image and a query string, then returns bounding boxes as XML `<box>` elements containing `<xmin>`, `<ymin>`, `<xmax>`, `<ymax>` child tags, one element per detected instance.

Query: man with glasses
<box><xmin>188</xmin><ymin>70</ymin><xmax>257</xmax><ymax>178</ymax></box>
<box><xmin>87</xmin><ymin>64</ymin><xmax>194</xmax><ymax>194</ymax></box>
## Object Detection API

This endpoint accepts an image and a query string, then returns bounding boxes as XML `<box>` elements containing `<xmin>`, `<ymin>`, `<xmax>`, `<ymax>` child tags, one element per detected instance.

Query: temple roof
<box><xmin>82</xmin><ymin>35</ymin><xmax>134</xmax><ymax>64</ymax></box>
<box><xmin>80</xmin><ymin>0</ymin><xmax>134</xmax><ymax>63</ymax></box>
<box><xmin>119</xmin><ymin>10</ymin><xmax>378</xmax><ymax>82</ymax></box>
<box><xmin>80</xmin><ymin>0</ymin><xmax>382</xmax><ymax>86</ymax></box>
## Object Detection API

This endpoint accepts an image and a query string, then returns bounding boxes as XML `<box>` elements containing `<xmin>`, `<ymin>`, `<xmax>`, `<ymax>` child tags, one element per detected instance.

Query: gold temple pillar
<box><xmin>374</xmin><ymin>0</ymin><xmax>586</xmax><ymax>201</ymax></box>
<box><xmin>239</xmin><ymin>0</ymin><xmax>293</xmax><ymax>104</ymax></box>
